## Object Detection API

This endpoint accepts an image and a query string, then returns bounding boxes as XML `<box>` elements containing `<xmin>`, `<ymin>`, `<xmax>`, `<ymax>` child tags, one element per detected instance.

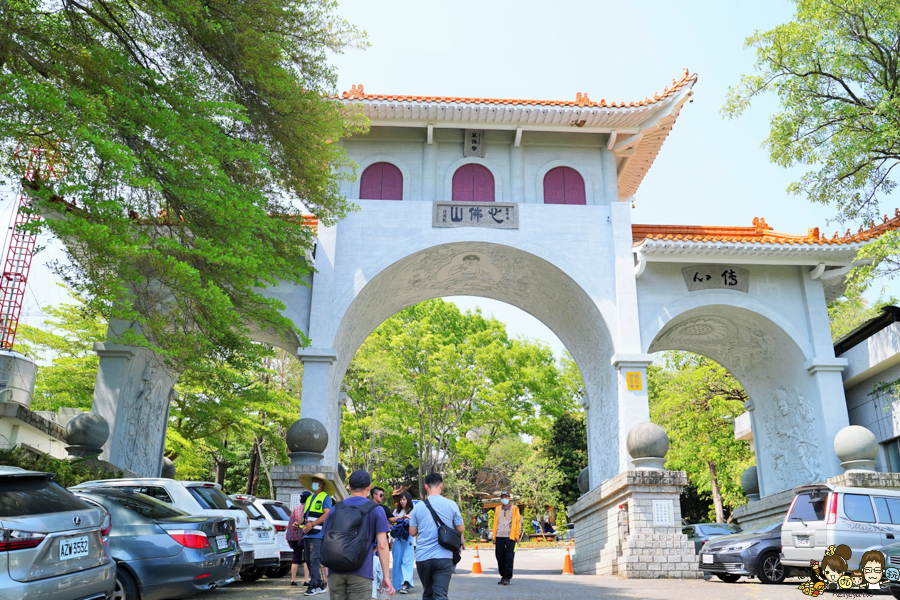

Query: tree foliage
<box><xmin>829</xmin><ymin>291</ymin><xmax>898</xmax><ymax>341</ymax></box>
<box><xmin>339</xmin><ymin>299</ymin><xmax>582</xmax><ymax>498</ymax></box>
<box><xmin>511</xmin><ymin>454</ymin><xmax>564</xmax><ymax>526</ymax></box>
<box><xmin>544</xmin><ymin>412</ymin><xmax>587</xmax><ymax>506</ymax></box>
<box><xmin>0</xmin><ymin>0</ymin><xmax>367</xmax><ymax>370</ymax></box>
<box><xmin>649</xmin><ymin>352</ymin><xmax>754</xmax><ymax>523</ymax></box>
<box><xmin>17</xmin><ymin>295</ymin><xmax>106</xmax><ymax>411</ymax></box>
<box><xmin>724</xmin><ymin>0</ymin><xmax>900</xmax><ymax>286</ymax></box>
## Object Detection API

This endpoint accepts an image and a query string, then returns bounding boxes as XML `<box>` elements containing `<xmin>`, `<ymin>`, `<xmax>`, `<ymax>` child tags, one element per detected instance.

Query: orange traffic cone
<box><xmin>562</xmin><ymin>545</ymin><xmax>574</xmax><ymax>575</ymax></box>
<box><xmin>471</xmin><ymin>545</ymin><xmax>483</xmax><ymax>575</ymax></box>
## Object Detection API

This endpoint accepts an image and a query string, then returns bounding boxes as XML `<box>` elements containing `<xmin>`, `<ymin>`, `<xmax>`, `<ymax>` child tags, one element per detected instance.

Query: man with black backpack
<box><xmin>319</xmin><ymin>470</ymin><xmax>394</xmax><ymax>600</ymax></box>
<box><xmin>408</xmin><ymin>473</ymin><xmax>464</xmax><ymax>600</ymax></box>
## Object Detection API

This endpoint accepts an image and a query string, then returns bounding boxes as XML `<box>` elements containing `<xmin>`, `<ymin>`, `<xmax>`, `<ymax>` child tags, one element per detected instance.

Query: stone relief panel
<box><xmin>758</xmin><ymin>386</ymin><xmax>822</xmax><ymax>493</ymax></box>
<box><xmin>651</xmin><ymin>313</ymin><xmax>774</xmax><ymax>371</ymax></box>
<box><xmin>328</xmin><ymin>242</ymin><xmax>619</xmax><ymax>484</ymax></box>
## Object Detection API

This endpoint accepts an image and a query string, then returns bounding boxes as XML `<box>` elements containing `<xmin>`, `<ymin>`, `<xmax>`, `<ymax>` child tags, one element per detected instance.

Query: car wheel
<box><xmin>890</xmin><ymin>587</ymin><xmax>900</xmax><ymax>600</ymax></box>
<box><xmin>239</xmin><ymin>567</ymin><xmax>267</xmax><ymax>582</ymax></box>
<box><xmin>112</xmin><ymin>566</ymin><xmax>140</xmax><ymax>600</ymax></box>
<box><xmin>266</xmin><ymin>565</ymin><xmax>291</xmax><ymax>578</ymax></box>
<box><xmin>716</xmin><ymin>574</ymin><xmax>741</xmax><ymax>583</ymax></box>
<box><xmin>757</xmin><ymin>551</ymin><xmax>786</xmax><ymax>584</ymax></box>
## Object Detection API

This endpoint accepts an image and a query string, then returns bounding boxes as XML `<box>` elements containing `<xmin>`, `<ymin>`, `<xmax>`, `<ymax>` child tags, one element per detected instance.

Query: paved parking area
<box><xmin>194</xmin><ymin>547</ymin><xmax>819</xmax><ymax>599</ymax></box>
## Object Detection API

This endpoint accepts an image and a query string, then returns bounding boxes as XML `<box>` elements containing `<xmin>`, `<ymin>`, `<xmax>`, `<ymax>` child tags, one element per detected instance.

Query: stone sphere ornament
<box><xmin>286</xmin><ymin>418</ymin><xmax>328</xmax><ymax>465</ymax></box>
<box><xmin>626</xmin><ymin>422</ymin><xmax>669</xmax><ymax>470</ymax></box>
<box><xmin>286</xmin><ymin>418</ymin><xmax>329</xmax><ymax>454</ymax></box>
<box><xmin>577</xmin><ymin>466</ymin><xmax>590</xmax><ymax>494</ymax></box>
<box><xmin>834</xmin><ymin>425</ymin><xmax>878</xmax><ymax>472</ymax></box>
<box><xmin>65</xmin><ymin>412</ymin><xmax>110</xmax><ymax>459</ymax></box>
<box><xmin>161</xmin><ymin>457</ymin><xmax>176</xmax><ymax>479</ymax></box>
<box><xmin>741</xmin><ymin>466</ymin><xmax>760</xmax><ymax>503</ymax></box>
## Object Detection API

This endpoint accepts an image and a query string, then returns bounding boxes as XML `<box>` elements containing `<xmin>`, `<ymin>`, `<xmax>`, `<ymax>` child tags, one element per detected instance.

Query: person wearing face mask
<box><xmin>298</xmin><ymin>472</ymin><xmax>335</xmax><ymax>596</ymax></box>
<box><xmin>490</xmin><ymin>491</ymin><xmax>521</xmax><ymax>586</ymax></box>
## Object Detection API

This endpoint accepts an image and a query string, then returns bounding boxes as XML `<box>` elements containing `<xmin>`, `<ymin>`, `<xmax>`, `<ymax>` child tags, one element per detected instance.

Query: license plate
<box><xmin>796</xmin><ymin>536</ymin><xmax>810</xmax><ymax>547</ymax></box>
<box><xmin>702</xmin><ymin>554</ymin><xmax>713</xmax><ymax>564</ymax></box>
<box><xmin>257</xmin><ymin>530</ymin><xmax>270</xmax><ymax>541</ymax></box>
<box><xmin>216</xmin><ymin>535</ymin><xmax>229</xmax><ymax>550</ymax></box>
<box><xmin>59</xmin><ymin>535</ymin><xmax>89</xmax><ymax>560</ymax></box>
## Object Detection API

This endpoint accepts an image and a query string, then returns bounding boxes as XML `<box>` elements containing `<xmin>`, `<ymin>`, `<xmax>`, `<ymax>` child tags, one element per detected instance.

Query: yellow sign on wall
<box><xmin>626</xmin><ymin>372</ymin><xmax>642</xmax><ymax>391</ymax></box>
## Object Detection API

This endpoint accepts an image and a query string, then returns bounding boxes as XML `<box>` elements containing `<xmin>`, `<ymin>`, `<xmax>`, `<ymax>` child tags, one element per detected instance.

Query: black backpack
<box><xmin>320</xmin><ymin>499</ymin><xmax>379</xmax><ymax>572</ymax></box>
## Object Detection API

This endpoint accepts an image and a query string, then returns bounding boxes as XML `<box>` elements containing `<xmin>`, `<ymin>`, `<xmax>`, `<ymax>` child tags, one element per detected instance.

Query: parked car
<box><xmin>876</xmin><ymin>544</ymin><xmax>900</xmax><ymax>599</ymax></box>
<box><xmin>71</xmin><ymin>478</ymin><xmax>258</xmax><ymax>572</ymax></box>
<box><xmin>698</xmin><ymin>517</ymin><xmax>796</xmax><ymax>584</ymax></box>
<box><xmin>228</xmin><ymin>494</ymin><xmax>280</xmax><ymax>580</ymax></box>
<box><xmin>682</xmin><ymin>522</ymin><xmax>742</xmax><ymax>554</ymax></box>
<box><xmin>246</xmin><ymin>496</ymin><xmax>293</xmax><ymax>578</ymax></box>
<box><xmin>561</xmin><ymin>522</ymin><xmax>575</xmax><ymax>543</ymax></box>
<box><xmin>781</xmin><ymin>483</ymin><xmax>900</xmax><ymax>571</ymax></box>
<box><xmin>0</xmin><ymin>466</ymin><xmax>115</xmax><ymax>600</ymax></box>
<box><xmin>73</xmin><ymin>487</ymin><xmax>241</xmax><ymax>600</ymax></box>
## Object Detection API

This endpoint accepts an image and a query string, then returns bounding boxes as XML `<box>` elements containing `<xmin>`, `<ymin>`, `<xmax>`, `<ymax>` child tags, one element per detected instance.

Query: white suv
<box><xmin>228</xmin><ymin>494</ymin><xmax>280</xmax><ymax>580</ymax></box>
<box><xmin>247</xmin><ymin>497</ymin><xmax>293</xmax><ymax>577</ymax></box>
<box><xmin>71</xmin><ymin>478</ymin><xmax>266</xmax><ymax>576</ymax></box>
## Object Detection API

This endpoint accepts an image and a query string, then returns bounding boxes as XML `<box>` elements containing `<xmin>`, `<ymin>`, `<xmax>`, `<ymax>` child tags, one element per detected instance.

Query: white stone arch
<box><xmin>534</xmin><ymin>160</ymin><xmax>595</xmax><ymax>205</ymax></box>
<box><xmin>645</xmin><ymin>303</ymin><xmax>844</xmax><ymax>497</ymax></box>
<box><xmin>442</xmin><ymin>157</ymin><xmax>504</xmax><ymax>202</ymax></box>
<box><xmin>350</xmin><ymin>155</ymin><xmax>412</xmax><ymax>201</ymax></box>
<box><xmin>326</xmin><ymin>240</ymin><xmax>619</xmax><ymax>486</ymax></box>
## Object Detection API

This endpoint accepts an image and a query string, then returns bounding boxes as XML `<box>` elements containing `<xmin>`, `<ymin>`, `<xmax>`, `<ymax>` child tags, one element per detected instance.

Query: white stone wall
<box><xmin>845</xmin><ymin>360</ymin><xmax>900</xmax><ymax>472</ymax></box>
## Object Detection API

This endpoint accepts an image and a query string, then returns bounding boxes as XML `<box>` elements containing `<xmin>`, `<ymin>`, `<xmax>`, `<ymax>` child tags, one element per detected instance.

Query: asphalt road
<box><xmin>193</xmin><ymin>547</ymin><xmax>833</xmax><ymax>600</ymax></box>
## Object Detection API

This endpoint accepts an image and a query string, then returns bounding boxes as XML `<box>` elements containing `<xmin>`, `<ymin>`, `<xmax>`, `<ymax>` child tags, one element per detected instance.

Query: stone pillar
<box><xmin>296</xmin><ymin>348</ymin><xmax>340</xmax><ymax>470</ymax></box>
<box><xmin>568</xmin><ymin>471</ymin><xmax>699</xmax><ymax>578</ymax></box>
<box><xmin>273</xmin><ymin>417</ymin><xmax>347</xmax><ymax>503</ymax></box>
<box><xmin>90</xmin><ymin>340</ymin><xmax>177</xmax><ymax>478</ymax></box>
<box><xmin>611</xmin><ymin>355</ymin><xmax>653</xmax><ymax>473</ymax></box>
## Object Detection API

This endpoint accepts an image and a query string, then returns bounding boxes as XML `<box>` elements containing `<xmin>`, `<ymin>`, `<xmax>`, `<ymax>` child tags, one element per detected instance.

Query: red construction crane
<box><xmin>0</xmin><ymin>144</ymin><xmax>65</xmax><ymax>350</ymax></box>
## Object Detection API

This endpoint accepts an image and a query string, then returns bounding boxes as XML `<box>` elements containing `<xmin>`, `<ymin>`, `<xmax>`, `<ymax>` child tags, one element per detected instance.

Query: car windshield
<box><xmin>789</xmin><ymin>492</ymin><xmax>827</xmax><ymax>522</ymax></box>
<box><xmin>238</xmin><ymin>502</ymin><xmax>266</xmax><ymax>519</ymax></box>
<box><xmin>188</xmin><ymin>487</ymin><xmax>240</xmax><ymax>510</ymax></box>
<box><xmin>746</xmin><ymin>517</ymin><xmax>782</xmax><ymax>534</ymax></box>
<box><xmin>699</xmin><ymin>524</ymin><xmax>741</xmax><ymax>535</ymax></box>
<box><xmin>100</xmin><ymin>493</ymin><xmax>187</xmax><ymax>519</ymax></box>
<box><xmin>0</xmin><ymin>477</ymin><xmax>91</xmax><ymax>517</ymax></box>
<box><xmin>264</xmin><ymin>503</ymin><xmax>290</xmax><ymax>521</ymax></box>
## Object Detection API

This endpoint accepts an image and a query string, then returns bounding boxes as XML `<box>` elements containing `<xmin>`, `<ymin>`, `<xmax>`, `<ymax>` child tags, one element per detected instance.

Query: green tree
<box><xmin>0</xmin><ymin>0</ymin><xmax>367</xmax><ymax>370</ymax></box>
<box><xmin>649</xmin><ymin>352</ymin><xmax>754</xmax><ymax>523</ymax></box>
<box><xmin>511</xmin><ymin>454</ymin><xmax>564</xmax><ymax>531</ymax></box>
<box><xmin>17</xmin><ymin>297</ymin><xmax>106</xmax><ymax>411</ymax></box>
<box><xmin>544</xmin><ymin>412</ymin><xmax>588</xmax><ymax>506</ymax></box>
<box><xmin>724</xmin><ymin>0</ymin><xmax>900</xmax><ymax>287</ymax></box>
<box><xmin>829</xmin><ymin>292</ymin><xmax>898</xmax><ymax>341</ymax></box>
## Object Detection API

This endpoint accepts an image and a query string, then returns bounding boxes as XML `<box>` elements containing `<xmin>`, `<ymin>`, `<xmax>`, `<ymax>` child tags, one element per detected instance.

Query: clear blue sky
<box><xmin>10</xmin><ymin>0</ymin><xmax>892</xmax><ymax>360</ymax></box>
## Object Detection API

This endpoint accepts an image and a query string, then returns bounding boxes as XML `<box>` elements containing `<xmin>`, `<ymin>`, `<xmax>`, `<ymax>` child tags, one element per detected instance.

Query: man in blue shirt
<box><xmin>321</xmin><ymin>470</ymin><xmax>393</xmax><ymax>600</ymax></box>
<box><xmin>409</xmin><ymin>473</ymin><xmax>465</xmax><ymax>600</ymax></box>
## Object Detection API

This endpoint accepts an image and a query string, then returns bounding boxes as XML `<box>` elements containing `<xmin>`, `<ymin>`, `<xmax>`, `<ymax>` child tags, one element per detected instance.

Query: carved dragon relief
<box><xmin>119</xmin><ymin>358</ymin><xmax>175</xmax><ymax>477</ymax></box>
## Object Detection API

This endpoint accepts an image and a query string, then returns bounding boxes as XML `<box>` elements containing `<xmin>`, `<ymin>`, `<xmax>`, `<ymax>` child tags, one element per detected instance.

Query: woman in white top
<box><xmin>390</xmin><ymin>491</ymin><xmax>415</xmax><ymax>593</ymax></box>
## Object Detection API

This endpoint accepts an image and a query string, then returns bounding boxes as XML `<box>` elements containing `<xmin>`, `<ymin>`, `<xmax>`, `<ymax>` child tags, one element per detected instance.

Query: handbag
<box><xmin>423</xmin><ymin>498</ymin><xmax>463</xmax><ymax>564</ymax></box>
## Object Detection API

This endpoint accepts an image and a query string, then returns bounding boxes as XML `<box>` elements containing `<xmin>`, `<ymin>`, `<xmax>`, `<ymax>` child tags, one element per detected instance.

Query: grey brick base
<box><xmin>272</xmin><ymin>464</ymin><xmax>348</xmax><ymax>503</ymax></box>
<box><xmin>567</xmin><ymin>471</ymin><xmax>701</xmax><ymax>579</ymax></box>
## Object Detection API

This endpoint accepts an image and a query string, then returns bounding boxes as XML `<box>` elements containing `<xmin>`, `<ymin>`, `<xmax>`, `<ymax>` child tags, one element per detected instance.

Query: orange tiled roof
<box><xmin>339</xmin><ymin>69</ymin><xmax>696</xmax><ymax>110</ymax></box>
<box><xmin>633</xmin><ymin>214</ymin><xmax>900</xmax><ymax>246</ymax></box>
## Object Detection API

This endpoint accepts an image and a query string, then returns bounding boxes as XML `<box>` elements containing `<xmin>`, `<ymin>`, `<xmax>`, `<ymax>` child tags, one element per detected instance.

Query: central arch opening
<box><xmin>329</xmin><ymin>242</ymin><xmax>619</xmax><ymax>495</ymax></box>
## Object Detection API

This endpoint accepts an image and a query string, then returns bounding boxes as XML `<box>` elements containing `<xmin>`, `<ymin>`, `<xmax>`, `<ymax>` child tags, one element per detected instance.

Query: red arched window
<box><xmin>359</xmin><ymin>162</ymin><xmax>403</xmax><ymax>200</ymax></box>
<box><xmin>543</xmin><ymin>167</ymin><xmax>586</xmax><ymax>205</ymax></box>
<box><xmin>452</xmin><ymin>164</ymin><xmax>495</xmax><ymax>202</ymax></box>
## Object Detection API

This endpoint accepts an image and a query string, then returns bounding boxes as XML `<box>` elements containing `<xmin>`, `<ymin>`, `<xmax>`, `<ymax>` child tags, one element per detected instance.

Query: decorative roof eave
<box><xmin>633</xmin><ymin>238</ymin><xmax>864</xmax><ymax>266</ymax></box>
<box><xmin>338</xmin><ymin>70</ymin><xmax>698</xmax><ymax>198</ymax></box>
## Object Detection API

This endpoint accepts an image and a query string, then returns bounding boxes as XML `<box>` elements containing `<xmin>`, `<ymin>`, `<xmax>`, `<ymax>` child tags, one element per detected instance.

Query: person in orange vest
<box><xmin>491</xmin><ymin>491</ymin><xmax>521</xmax><ymax>586</ymax></box>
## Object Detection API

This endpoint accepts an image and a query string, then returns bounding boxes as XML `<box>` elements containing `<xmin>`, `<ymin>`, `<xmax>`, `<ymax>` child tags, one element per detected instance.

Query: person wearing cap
<box><xmin>321</xmin><ymin>470</ymin><xmax>393</xmax><ymax>600</ymax></box>
<box><xmin>299</xmin><ymin>472</ymin><xmax>335</xmax><ymax>596</ymax></box>
<box><xmin>491</xmin><ymin>491</ymin><xmax>521</xmax><ymax>586</ymax></box>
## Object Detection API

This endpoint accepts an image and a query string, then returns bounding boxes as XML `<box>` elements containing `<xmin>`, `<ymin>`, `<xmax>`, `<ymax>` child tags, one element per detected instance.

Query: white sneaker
<box><xmin>315</xmin><ymin>586</ymin><xmax>329</xmax><ymax>595</ymax></box>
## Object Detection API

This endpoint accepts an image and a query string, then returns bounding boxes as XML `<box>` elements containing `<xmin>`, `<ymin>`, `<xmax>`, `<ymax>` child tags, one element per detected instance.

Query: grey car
<box><xmin>682</xmin><ymin>522</ymin><xmax>742</xmax><ymax>554</ymax></box>
<box><xmin>0</xmin><ymin>466</ymin><xmax>116</xmax><ymax>600</ymax></box>
<box><xmin>73</xmin><ymin>488</ymin><xmax>242</xmax><ymax>600</ymax></box>
<box><xmin>698</xmin><ymin>517</ymin><xmax>796</xmax><ymax>584</ymax></box>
